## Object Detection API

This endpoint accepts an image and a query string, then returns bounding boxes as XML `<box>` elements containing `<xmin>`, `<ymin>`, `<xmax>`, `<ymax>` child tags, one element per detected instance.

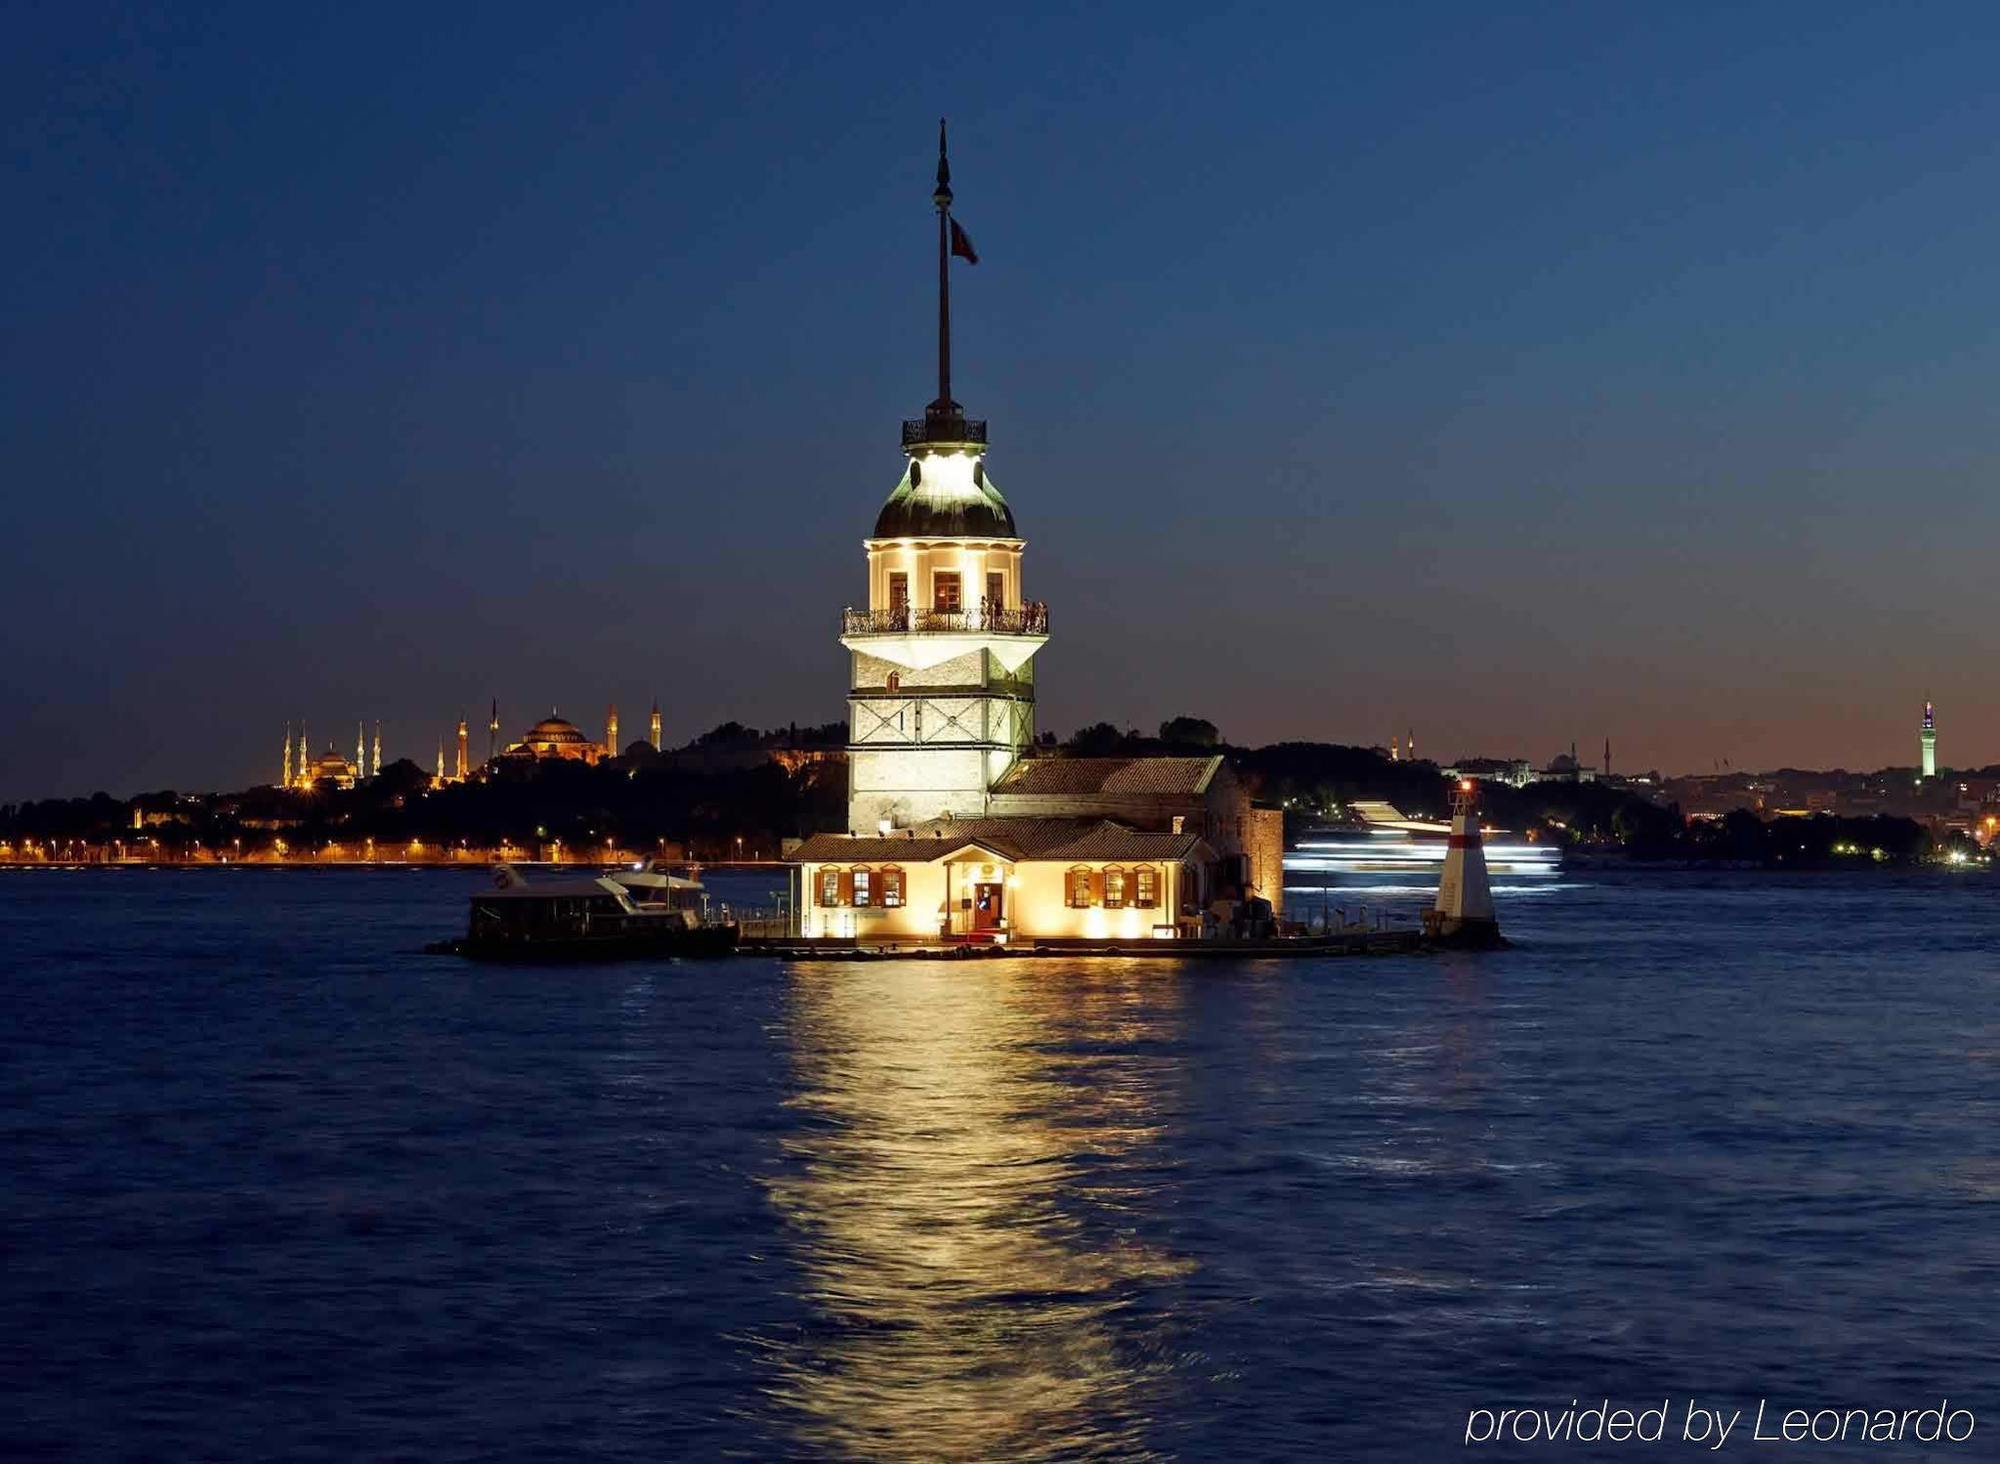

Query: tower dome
<box><xmin>873</xmin><ymin>447</ymin><xmax>1015</xmax><ymax>539</ymax></box>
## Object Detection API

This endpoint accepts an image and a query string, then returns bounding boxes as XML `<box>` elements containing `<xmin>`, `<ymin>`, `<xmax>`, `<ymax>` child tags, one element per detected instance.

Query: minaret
<box><xmin>297</xmin><ymin>722</ymin><xmax>307</xmax><ymax>788</ymax></box>
<box><xmin>371</xmin><ymin>721</ymin><xmax>382</xmax><ymax>778</ymax></box>
<box><xmin>456</xmin><ymin>718</ymin><xmax>469</xmax><ymax>782</ymax></box>
<box><xmin>1604</xmin><ymin>737</ymin><xmax>1611</xmax><ymax>779</ymax></box>
<box><xmin>355</xmin><ymin>723</ymin><xmax>365</xmax><ymax>779</ymax></box>
<box><xmin>649</xmin><ymin>699</ymin><xmax>662</xmax><ymax>751</ymax></box>
<box><xmin>282</xmin><ymin>722</ymin><xmax>293</xmax><ymax>789</ymax></box>
<box><xmin>488</xmin><ymin>699</ymin><xmax>500</xmax><ymax>762</ymax></box>
<box><xmin>606</xmin><ymin>703</ymin><xmax>619</xmax><ymax>758</ymax></box>
<box><xmin>1428</xmin><ymin>779</ymin><xmax>1503</xmax><ymax>947</ymax></box>
<box><xmin>1921</xmin><ymin>701</ymin><xmax>1937</xmax><ymax>779</ymax></box>
<box><xmin>839</xmin><ymin>123</ymin><xmax>1045</xmax><ymax>833</ymax></box>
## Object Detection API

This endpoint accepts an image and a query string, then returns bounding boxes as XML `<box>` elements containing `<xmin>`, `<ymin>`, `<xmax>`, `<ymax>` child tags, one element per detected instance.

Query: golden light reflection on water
<box><xmin>759</xmin><ymin>959</ymin><xmax>1197</xmax><ymax>1461</ymax></box>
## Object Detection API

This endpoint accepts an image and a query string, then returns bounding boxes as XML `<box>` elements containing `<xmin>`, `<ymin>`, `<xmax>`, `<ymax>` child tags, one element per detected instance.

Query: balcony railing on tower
<box><xmin>842</xmin><ymin>601</ymin><xmax>1049</xmax><ymax>637</ymax></box>
<box><xmin>903</xmin><ymin>416</ymin><xmax>987</xmax><ymax>447</ymax></box>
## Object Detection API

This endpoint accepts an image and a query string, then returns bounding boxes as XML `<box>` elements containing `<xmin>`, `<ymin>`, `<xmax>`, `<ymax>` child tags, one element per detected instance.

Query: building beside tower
<box><xmin>790</xmin><ymin>125</ymin><xmax>1279</xmax><ymax>942</ymax></box>
<box><xmin>1920</xmin><ymin>701</ymin><xmax>1937</xmax><ymax>780</ymax></box>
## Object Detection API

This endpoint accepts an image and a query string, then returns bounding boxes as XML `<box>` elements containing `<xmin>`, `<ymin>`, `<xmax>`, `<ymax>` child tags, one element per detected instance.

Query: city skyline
<box><xmin>11</xmin><ymin>3</ymin><xmax>2000</xmax><ymax>799</ymax></box>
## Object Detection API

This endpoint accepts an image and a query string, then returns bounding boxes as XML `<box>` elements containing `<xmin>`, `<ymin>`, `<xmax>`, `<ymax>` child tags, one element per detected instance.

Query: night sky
<box><xmin>8</xmin><ymin>2</ymin><xmax>2000</xmax><ymax>801</ymax></box>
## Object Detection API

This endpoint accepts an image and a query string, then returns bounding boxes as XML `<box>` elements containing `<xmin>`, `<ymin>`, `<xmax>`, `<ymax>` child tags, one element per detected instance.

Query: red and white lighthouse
<box><xmin>1428</xmin><ymin>779</ymin><xmax>1503</xmax><ymax>948</ymax></box>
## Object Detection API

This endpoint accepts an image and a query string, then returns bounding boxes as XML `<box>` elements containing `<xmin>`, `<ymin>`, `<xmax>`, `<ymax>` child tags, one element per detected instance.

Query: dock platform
<box><xmin>739</xmin><ymin>930</ymin><xmax>1430</xmax><ymax>960</ymax></box>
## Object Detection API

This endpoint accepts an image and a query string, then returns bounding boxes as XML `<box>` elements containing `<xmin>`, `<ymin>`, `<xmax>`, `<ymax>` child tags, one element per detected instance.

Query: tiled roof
<box><xmin>788</xmin><ymin>833</ymin><xmax>996</xmax><ymax>863</ymax></box>
<box><xmin>904</xmin><ymin>815</ymin><xmax>1098</xmax><ymax>857</ymax></box>
<box><xmin>1039</xmin><ymin>824</ymin><xmax>1211</xmax><ymax>862</ymax></box>
<box><xmin>790</xmin><ymin>818</ymin><xmax>1210</xmax><ymax>866</ymax></box>
<box><xmin>991</xmin><ymin>755</ymin><xmax>1221</xmax><ymax>798</ymax></box>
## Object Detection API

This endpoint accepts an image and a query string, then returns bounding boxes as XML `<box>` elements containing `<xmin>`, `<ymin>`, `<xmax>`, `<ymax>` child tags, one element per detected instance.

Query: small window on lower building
<box><xmin>881</xmin><ymin>866</ymin><xmax>904</xmax><ymax>907</ymax></box>
<box><xmin>1066</xmin><ymin>866</ymin><xmax>1094</xmax><ymax>908</ymax></box>
<box><xmin>819</xmin><ymin>868</ymin><xmax>841</xmax><ymax>907</ymax></box>
<box><xmin>852</xmin><ymin>868</ymin><xmax>872</xmax><ymax>907</ymax></box>
<box><xmin>1135</xmin><ymin>867</ymin><xmax>1158</xmax><ymax>908</ymax></box>
<box><xmin>1103</xmin><ymin>867</ymin><xmax>1127</xmax><ymax>908</ymax></box>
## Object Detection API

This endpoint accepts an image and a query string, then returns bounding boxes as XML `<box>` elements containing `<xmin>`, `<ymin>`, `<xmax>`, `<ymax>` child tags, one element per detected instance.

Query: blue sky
<box><xmin>6</xmin><ymin>1</ymin><xmax>2000</xmax><ymax>797</ymax></box>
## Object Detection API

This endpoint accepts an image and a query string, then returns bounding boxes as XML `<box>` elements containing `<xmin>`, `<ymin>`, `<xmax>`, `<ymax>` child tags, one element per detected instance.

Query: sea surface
<box><xmin>3</xmin><ymin>866</ymin><xmax>1997</xmax><ymax>1461</ymax></box>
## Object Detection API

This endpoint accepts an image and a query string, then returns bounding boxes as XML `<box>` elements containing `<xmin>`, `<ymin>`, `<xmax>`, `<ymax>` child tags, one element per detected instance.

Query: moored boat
<box><xmin>429</xmin><ymin>863</ymin><xmax>739</xmax><ymax>962</ymax></box>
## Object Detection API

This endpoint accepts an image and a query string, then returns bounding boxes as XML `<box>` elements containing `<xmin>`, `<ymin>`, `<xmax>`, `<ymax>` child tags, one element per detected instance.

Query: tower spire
<box><xmin>933</xmin><ymin>117</ymin><xmax>954</xmax><ymax>419</ymax></box>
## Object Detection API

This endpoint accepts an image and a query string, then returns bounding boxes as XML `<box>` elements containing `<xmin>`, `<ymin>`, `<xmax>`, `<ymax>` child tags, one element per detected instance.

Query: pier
<box><xmin>739</xmin><ymin>929</ymin><xmax>1430</xmax><ymax>960</ymax></box>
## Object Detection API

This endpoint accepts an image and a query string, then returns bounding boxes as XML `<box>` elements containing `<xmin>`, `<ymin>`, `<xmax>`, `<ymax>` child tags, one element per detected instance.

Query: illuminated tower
<box><xmin>1429</xmin><ymin>780</ymin><xmax>1502</xmax><ymax>947</ymax></box>
<box><xmin>649</xmin><ymin>699</ymin><xmax>662</xmax><ymax>751</ymax></box>
<box><xmin>606</xmin><ymin>703</ymin><xmax>619</xmax><ymax>757</ymax></box>
<box><xmin>488</xmin><ymin>699</ymin><xmax>500</xmax><ymax>762</ymax></box>
<box><xmin>456</xmin><ymin>718</ymin><xmax>469</xmax><ymax>782</ymax></box>
<box><xmin>296</xmin><ymin>722</ymin><xmax>307</xmax><ymax>789</ymax></box>
<box><xmin>1921</xmin><ymin>701</ymin><xmax>1937</xmax><ymax>779</ymax></box>
<box><xmin>435</xmin><ymin>736</ymin><xmax>446</xmax><ymax>788</ymax></box>
<box><xmin>371</xmin><ymin>721</ymin><xmax>382</xmax><ymax>778</ymax></box>
<box><xmin>282</xmin><ymin>723</ymin><xmax>294</xmax><ymax>788</ymax></box>
<box><xmin>842</xmin><ymin>122</ymin><xmax>1045</xmax><ymax>834</ymax></box>
<box><xmin>355</xmin><ymin>723</ymin><xmax>366</xmax><ymax>780</ymax></box>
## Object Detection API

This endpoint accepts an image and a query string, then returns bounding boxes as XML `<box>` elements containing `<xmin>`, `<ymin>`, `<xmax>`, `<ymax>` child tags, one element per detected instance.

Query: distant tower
<box><xmin>488</xmin><ymin>699</ymin><xmax>500</xmax><ymax>762</ymax></box>
<box><xmin>297</xmin><ymin>722</ymin><xmax>307</xmax><ymax>789</ymax></box>
<box><xmin>456</xmin><ymin>718</ymin><xmax>469</xmax><ymax>782</ymax></box>
<box><xmin>1407</xmin><ymin>727</ymin><xmax>1416</xmax><ymax>762</ymax></box>
<box><xmin>1427</xmin><ymin>780</ymin><xmax>1503</xmax><ymax>948</ymax></box>
<box><xmin>371</xmin><ymin>721</ymin><xmax>382</xmax><ymax>778</ymax></box>
<box><xmin>606</xmin><ymin>703</ymin><xmax>619</xmax><ymax>757</ymax></box>
<box><xmin>1390</xmin><ymin>733</ymin><xmax>1401</xmax><ymax>762</ymax></box>
<box><xmin>435</xmin><ymin>736</ymin><xmax>446</xmax><ymax>787</ymax></box>
<box><xmin>1604</xmin><ymin>737</ymin><xmax>1611</xmax><ymax>778</ymax></box>
<box><xmin>355</xmin><ymin>723</ymin><xmax>366</xmax><ymax>780</ymax></box>
<box><xmin>282</xmin><ymin>722</ymin><xmax>293</xmax><ymax>788</ymax></box>
<box><xmin>649</xmin><ymin>699</ymin><xmax>662</xmax><ymax>751</ymax></box>
<box><xmin>1921</xmin><ymin>701</ymin><xmax>1937</xmax><ymax>779</ymax></box>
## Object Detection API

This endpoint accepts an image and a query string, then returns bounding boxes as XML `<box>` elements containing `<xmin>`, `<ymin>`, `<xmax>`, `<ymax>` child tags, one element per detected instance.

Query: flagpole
<box><xmin>933</xmin><ymin>117</ymin><xmax>953</xmax><ymax>413</ymax></box>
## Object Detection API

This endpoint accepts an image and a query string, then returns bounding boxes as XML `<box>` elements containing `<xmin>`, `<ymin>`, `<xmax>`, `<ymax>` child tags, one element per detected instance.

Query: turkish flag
<box><xmin>949</xmin><ymin>219</ymin><xmax>979</xmax><ymax>264</ymax></box>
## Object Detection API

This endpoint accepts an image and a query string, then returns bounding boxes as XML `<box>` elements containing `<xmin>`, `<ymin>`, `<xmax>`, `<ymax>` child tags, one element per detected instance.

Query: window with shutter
<box><xmin>1066</xmin><ymin>866</ymin><xmax>1093</xmax><ymax>908</ymax></box>
<box><xmin>852</xmin><ymin>868</ymin><xmax>872</xmax><ymax>907</ymax></box>
<box><xmin>818</xmin><ymin>868</ymin><xmax>841</xmax><ymax>907</ymax></box>
<box><xmin>881</xmin><ymin>867</ymin><xmax>904</xmax><ymax>907</ymax></box>
<box><xmin>933</xmin><ymin>571</ymin><xmax>961</xmax><ymax>612</ymax></box>
<box><xmin>1135</xmin><ymin>867</ymin><xmax>1158</xmax><ymax>908</ymax></box>
<box><xmin>1103</xmin><ymin>867</ymin><xmax>1127</xmax><ymax>908</ymax></box>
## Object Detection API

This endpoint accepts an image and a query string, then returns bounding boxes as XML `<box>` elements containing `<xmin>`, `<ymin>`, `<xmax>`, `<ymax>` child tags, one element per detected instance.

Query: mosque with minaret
<box><xmin>277</xmin><ymin>699</ymin><xmax>665</xmax><ymax>791</ymax></box>
<box><xmin>789</xmin><ymin>125</ymin><xmax>1282</xmax><ymax>942</ymax></box>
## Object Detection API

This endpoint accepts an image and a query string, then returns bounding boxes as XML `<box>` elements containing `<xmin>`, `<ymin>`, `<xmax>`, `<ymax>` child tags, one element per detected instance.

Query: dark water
<box><xmin>4</xmin><ymin>868</ymin><xmax>1997</xmax><ymax>1461</ymax></box>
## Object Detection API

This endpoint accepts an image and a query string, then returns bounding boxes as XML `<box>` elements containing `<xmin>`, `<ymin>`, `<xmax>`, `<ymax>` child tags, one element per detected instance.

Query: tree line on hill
<box><xmin>0</xmin><ymin>716</ymin><xmax>1945</xmax><ymax>867</ymax></box>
